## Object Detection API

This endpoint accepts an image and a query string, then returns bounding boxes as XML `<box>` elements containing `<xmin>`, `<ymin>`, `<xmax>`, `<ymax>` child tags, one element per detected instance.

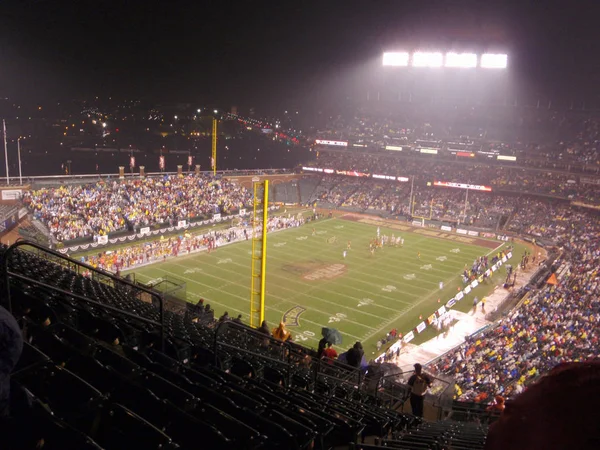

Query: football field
<box><xmin>126</xmin><ymin>214</ymin><xmax>518</xmax><ymax>353</ymax></box>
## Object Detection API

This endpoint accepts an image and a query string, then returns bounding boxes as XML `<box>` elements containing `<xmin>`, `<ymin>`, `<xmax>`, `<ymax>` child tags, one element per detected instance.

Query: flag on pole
<box><xmin>159</xmin><ymin>155</ymin><xmax>165</xmax><ymax>170</ymax></box>
<box><xmin>130</xmin><ymin>156</ymin><xmax>135</xmax><ymax>169</ymax></box>
<box><xmin>188</xmin><ymin>155</ymin><xmax>193</xmax><ymax>166</ymax></box>
<box><xmin>210</xmin><ymin>157</ymin><xmax>215</xmax><ymax>169</ymax></box>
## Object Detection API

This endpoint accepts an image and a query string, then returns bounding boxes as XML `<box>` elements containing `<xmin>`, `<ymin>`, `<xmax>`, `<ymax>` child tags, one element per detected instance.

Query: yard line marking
<box><xmin>356</xmin><ymin>241</ymin><xmax>508</xmax><ymax>344</ymax></box>
<box><xmin>151</xmin><ymin>266</ymin><xmax>377</xmax><ymax>334</ymax></box>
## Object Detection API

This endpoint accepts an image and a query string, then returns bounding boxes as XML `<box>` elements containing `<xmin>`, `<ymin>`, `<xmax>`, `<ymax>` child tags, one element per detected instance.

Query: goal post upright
<box><xmin>250</xmin><ymin>179</ymin><xmax>269</xmax><ymax>328</ymax></box>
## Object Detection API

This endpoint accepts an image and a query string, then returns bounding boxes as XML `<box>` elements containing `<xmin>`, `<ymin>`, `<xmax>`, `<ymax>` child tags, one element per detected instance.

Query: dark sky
<box><xmin>0</xmin><ymin>0</ymin><xmax>598</xmax><ymax>109</ymax></box>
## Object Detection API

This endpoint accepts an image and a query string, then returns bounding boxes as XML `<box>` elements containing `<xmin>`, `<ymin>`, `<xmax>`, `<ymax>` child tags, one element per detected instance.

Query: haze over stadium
<box><xmin>0</xmin><ymin>0</ymin><xmax>599</xmax><ymax>448</ymax></box>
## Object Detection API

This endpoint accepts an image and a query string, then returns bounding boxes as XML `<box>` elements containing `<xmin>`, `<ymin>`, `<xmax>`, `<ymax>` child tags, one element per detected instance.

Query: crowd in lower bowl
<box><xmin>24</xmin><ymin>174</ymin><xmax>253</xmax><ymax>242</ymax></box>
<box><xmin>427</xmin><ymin>201</ymin><xmax>600</xmax><ymax>403</ymax></box>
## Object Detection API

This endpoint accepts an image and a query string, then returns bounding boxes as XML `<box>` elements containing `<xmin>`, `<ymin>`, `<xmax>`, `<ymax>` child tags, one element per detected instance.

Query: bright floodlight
<box><xmin>445</xmin><ymin>52</ymin><xmax>478</xmax><ymax>68</ymax></box>
<box><xmin>412</xmin><ymin>52</ymin><xmax>443</xmax><ymax>67</ymax></box>
<box><xmin>481</xmin><ymin>53</ymin><xmax>508</xmax><ymax>69</ymax></box>
<box><xmin>382</xmin><ymin>52</ymin><xmax>409</xmax><ymax>66</ymax></box>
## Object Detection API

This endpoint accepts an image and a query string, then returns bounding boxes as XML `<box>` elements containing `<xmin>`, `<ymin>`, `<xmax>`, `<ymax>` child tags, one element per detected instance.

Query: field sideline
<box><xmin>125</xmin><ymin>215</ymin><xmax>523</xmax><ymax>353</ymax></box>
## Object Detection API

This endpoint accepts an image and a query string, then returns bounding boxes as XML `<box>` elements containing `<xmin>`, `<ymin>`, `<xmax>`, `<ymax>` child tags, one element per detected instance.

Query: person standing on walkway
<box><xmin>407</xmin><ymin>363</ymin><xmax>432</xmax><ymax>418</ymax></box>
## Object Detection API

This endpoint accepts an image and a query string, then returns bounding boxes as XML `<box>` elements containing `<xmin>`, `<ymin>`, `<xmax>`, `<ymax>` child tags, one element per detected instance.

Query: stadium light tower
<box><xmin>445</xmin><ymin>52</ymin><xmax>478</xmax><ymax>68</ymax></box>
<box><xmin>480</xmin><ymin>53</ymin><xmax>508</xmax><ymax>69</ymax></box>
<box><xmin>412</xmin><ymin>52</ymin><xmax>444</xmax><ymax>68</ymax></box>
<box><xmin>382</xmin><ymin>52</ymin><xmax>409</xmax><ymax>66</ymax></box>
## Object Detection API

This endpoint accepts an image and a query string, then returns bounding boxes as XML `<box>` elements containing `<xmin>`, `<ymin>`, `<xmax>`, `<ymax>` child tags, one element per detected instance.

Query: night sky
<box><xmin>0</xmin><ymin>0</ymin><xmax>598</xmax><ymax>110</ymax></box>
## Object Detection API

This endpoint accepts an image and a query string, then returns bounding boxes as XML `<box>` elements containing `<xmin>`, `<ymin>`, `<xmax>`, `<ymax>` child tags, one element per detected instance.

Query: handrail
<box><xmin>213</xmin><ymin>320</ymin><xmax>295</xmax><ymax>382</ymax></box>
<box><xmin>214</xmin><ymin>321</ymin><xmax>368</xmax><ymax>389</ymax></box>
<box><xmin>2</xmin><ymin>239</ymin><xmax>166</xmax><ymax>351</ymax></box>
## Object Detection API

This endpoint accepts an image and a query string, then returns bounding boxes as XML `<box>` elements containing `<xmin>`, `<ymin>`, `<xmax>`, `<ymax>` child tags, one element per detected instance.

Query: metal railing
<box><xmin>2</xmin><ymin>239</ymin><xmax>167</xmax><ymax>351</ymax></box>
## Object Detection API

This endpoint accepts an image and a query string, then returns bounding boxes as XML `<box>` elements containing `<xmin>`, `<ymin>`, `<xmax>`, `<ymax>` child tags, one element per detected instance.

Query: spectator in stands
<box><xmin>233</xmin><ymin>314</ymin><xmax>243</xmax><ymax>324</ymax></box>
<box><xmin>322</xmin><ymin>342</ymin><xmax>338</xmax><ymax>360</ymax></box>
<box><xmin>407</xmin><ymin>363</ymin><xmax>432</xmax><ymax>418</ymax></box>
<box><xmin>346</xmin><ymin>342</ymin><xmax>365</xmax><ymax>368</ymax></box>
<box><xmin>485</xmin><ymin>361</ymin><xmax>600</xmax><ymax>450</ymax></box>
<box><xmin>0</xmin><ymin>304</ymin><xmax>23</xmax><ymax>418</ymax></box>
<box><xmin>486</xmin><ymin>395</ymin><xmax>505</xmax><ymax>413</ymax></box>
<box><xmin>272</xmin><ymin>322</ymin><xmax>292</xmax><ymax>342</ymax></box>
<box><xmin>218</xmin><ymin>312</ymin><xmax>230</xmax><ymax>322</ymax></box>
<box><xmin>24</xmin><ymin>174</ymin><xmax>253</xmax><ymax>242</ymax></box>
<box><xmin>257</xmin><ymin>320</ymin><xmax>270</xmax><ymax>336</ymax></box>
<box><xmin>317</xmin><ymin>337</ymin><xmax>328</xmax><ymax>358</ymax></box>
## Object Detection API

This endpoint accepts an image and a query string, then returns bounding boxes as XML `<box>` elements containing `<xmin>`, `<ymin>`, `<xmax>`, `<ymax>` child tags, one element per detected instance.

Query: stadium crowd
<box><xmin>307</xmin><ymin>151</ymin><xmax>600</xmax><ymax>202</ymax></box>
<box><xmin>24</xmin><ymin>175</ymin><xmax>253</xmax><ymax>241</ymax></box>
<box><xmin>79</xmin><ymin>214</ymin><xmax>306</xmax><ymax>273</ymax></box>
<box><xmin>428</xmin><ymin>201</ymin><xmax>600</xmax><ymax>403</ymax></box>
<box><xmin>309</xmin><ymin>176</ymin><xmax>520</xmax><ymax>226</ymax></box>
<box><xmin>315</xmin><ymin>105</ymin><xmax>600</xmax><ymax>169</ymax></box>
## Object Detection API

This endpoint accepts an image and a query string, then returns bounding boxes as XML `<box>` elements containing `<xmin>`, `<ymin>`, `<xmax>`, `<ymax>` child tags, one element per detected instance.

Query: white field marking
<box><xmin>136</xmin><ymin>272</ymin><xmax>252</xmax><ymax>320</ymax></box>
<box><xmin>210</xmin><ymin>243</ymin><xmax>449</xmax><ymax>309</ymax></box>
<box><xmin>328</xmin><ymin>313</ymin><xmax>347</xmax><ymax>324</ymax></box>
<box><xmin>146</xmin><ymin>277</ymin><xmax>164</xmax><ymax>285</ymax></box>
<box><xmin>183</xmin><ymin>267</ymin><xmax>203</xmax><ymax>274</ymax></box>
<box><xmin>144</xmin><ymin>267</ymin><xmax>365</xmax><ymax>341</ymax></box>
<box><xmin>315</xmin><ymin>230</ymin><xmax>327</xmax><ymax>235</ymax></box>
<box><xmin>420</xmin><ymin>264</ymin><xmax>433</xmax><ymax>271</ymax></box>
<box><xmin>355</xmin><ymin>241</ymin><xmax>509</xmax><ymax>345</ymax></box>
<box><xmin>247</xmin><ymin>250</ymin><xmax>253</xmax><ymax>255</ymax></box>
<box><xmin>170</xmin><ymin>259</ymin><xmax>412</xmax><ymax>315</ymax></box>
<box><xmin>140</xmin><ymin>220</ymin><xmax>491</xmax><ymax>329</ymax></box>
<box><xmin>152</xmin><ymin>266</ymin><xmax>377</xmax><ymax>334</ymax></box>
<box><xmin>171</xmin><ymin>230</ymin><xmax>475</xmax><ymax>311</ymax></box>
<box><xmin>296</xmin><ymin>236</ymin><xmax>308</xmax><ymax>241</ymax></box>
<box><xmin>334</xmin><ymin>225</ymin><xmax>344</xmax><ymax>229</ymax></box>
<box><xmin>186</xmin><ymin>249</ymin><xmax>422</xmax><ymax>308</ymax></box>
<box><xmin>216</xmin><ymin>258</ymin><xmax>232</xmax><ymax>265</ymax></box>
<box><xmin>358</xmin><ymin>298</ymin><xmax>374</xmax><ymax>307</ymax></box>
<box><xmin>265</xmin><ymin>233</ymin><xmax>464</xmax><ymax>280</ymax></box>
<box><xmin>436</xmin><ymin>256</ymin><xmax>448</xmax><ymax>261</ymax></box>
<box><xmin>403</xmin><ymin>274</ymin><xmax>417</xmax><ymax>280</ymax></box>
<box><xmin>293</xmin><ymin>330</ymin><xmax>318</xmax><ymax>342</ymax></box>
<box><xmin>450</xmin><ymin>248</ymin><xmax>461</xmax><ymax>253</ymax></box>
<box><xmin>262</xmin><ymin>244</ymin><xmax>443</xmax><ymax>291</ymax></box>
<box><xmin>381</xmin><ymin>285</ymin><xmax>397</xmax><ymax>292</ymax></box>
<box><xmin>273</xmin><ymin>242</ymin><xmax>287</xmax><ymax>247</ymax></box>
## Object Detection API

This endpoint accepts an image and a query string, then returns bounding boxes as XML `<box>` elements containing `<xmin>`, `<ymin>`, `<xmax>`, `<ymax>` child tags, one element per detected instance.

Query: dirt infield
<box><xmin>340</xmin><ymin>213</ymin><xmax>501</xmax><ymax>249</ymax></box>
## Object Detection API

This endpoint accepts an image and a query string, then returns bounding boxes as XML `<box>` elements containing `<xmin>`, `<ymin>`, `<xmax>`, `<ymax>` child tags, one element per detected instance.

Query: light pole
<box><xmin>17</xmin><ymin>137</ymin><xmax>23</xmax><ymax>185</ymax></box>
<box><xmin>3</xmin><ymin>120</ymin><xmax>8</xmax><ymax>185</ymax></box>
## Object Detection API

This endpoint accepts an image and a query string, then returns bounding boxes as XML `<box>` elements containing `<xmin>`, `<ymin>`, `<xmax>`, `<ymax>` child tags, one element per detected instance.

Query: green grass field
<box><xmin>124</xmin><ymin>214</ymin><xmax>523</xmax><ymax>354</ymax></box>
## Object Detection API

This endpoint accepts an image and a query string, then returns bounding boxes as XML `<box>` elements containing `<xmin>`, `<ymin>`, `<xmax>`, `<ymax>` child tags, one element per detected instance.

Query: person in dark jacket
<box><xmin>0</xmin><ymin>305</ymin><xmax>23</xmax><ymax>418</ymax></box>
<box><xmin>407</xmin><ymin>363</ymin><xmax>432</xmax><ymax>418</ymax></box>
<box><xmin>257</xmin><ymin>320</ymin><xmax>270</xmax><ymax>335</ymax></box>
<box><xmin>346</xmin><ymin>342</ymin><xmax>364</xmax><ymax>368</ymax></box>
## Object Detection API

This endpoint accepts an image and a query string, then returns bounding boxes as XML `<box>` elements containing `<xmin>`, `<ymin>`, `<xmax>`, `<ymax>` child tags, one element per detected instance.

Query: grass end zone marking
<box><xmin>282</xmin><ymin>306</ymin><xmax>306</xmax><ymax>327</ymax></box>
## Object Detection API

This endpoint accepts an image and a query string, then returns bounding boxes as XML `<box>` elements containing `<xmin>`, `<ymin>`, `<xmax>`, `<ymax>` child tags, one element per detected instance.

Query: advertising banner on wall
<box><xmin>315</xmin><ymin>139</ymin><xmax>348</xmax><ymax>147</ymax></box>
<box><xmin>1</xmin><ymin>189</ymin><xmax>22</xmax><ymax>200</ymax></box>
